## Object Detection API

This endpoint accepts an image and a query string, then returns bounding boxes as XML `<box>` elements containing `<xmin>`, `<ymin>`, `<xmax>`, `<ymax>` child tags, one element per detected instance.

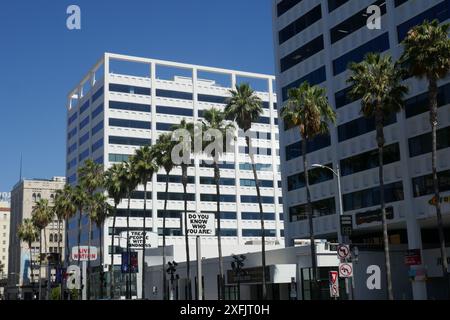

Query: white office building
<box><xmin>272</xmin><ymin>0</ymin><xmax>450</xmax><ymax>300</ymax></box>
<box><xmin>65</xmin><ymin>53</ymin><xmax>284</xmax><ymax>298</ymax></box>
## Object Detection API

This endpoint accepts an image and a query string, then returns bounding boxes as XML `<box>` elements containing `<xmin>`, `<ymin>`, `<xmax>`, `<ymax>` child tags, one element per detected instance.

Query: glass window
<box><xmin>405</xmin><ymin>83</ymin><xmax>450</xmax><ymax>118</ymax></box>
<box><xmin>94</xmin><ymin>156</ymin><xmax>103</xmax><ymax>164</ymax></box>
<box><xmin>109</xmin><ymin>154</ymin><xmax>131</xmax><ymax>163</ymax></box>
<box><xmin>289</xmin><ymin>197</ymin><xmax>336</xmax><ymax>222</ymax></box>
<box><xmin>277</xmin><ymin>0</ymin><xmax>303</xmax><ymax>17</ymax></box>
<box><xmin>68</xmin><ymin>113</ymin><xmax>77</xmax><ymax>126</ymax></box>
<box><xmin>109</xmin><ymin>118</ymin><xmax>151</xmax><ymax>130</ymax></box>
<box><xmin>279</xmin><ymin>4</ymin><xmax>321</xmax><ymax>43</ymax></box>
<box><xmin>338</xmin><ymin>113</ymin><xmax>396</xmax><ymax>142</ymax></box>
<box><xmin>240</xmin><ymin>195</ymin><xmax>274</xmax><ymax>204</ymax></box>
<box><xmin>79</xmin><ymin>116</ymin><xmax>90</xmax><ymax>130</ymax></box>
<box><xmin>91</xmin><ymin>121</ymin><xmax>104</xmax><ymax>136</ymax></box>
<box><xmin>79</xmin><ymin>132</ymin><xmax>89</xmax><ymax>147</ymax></box>
<box><xmin>239</xmin><ymin>163</ymin><xmax>273</xmax><ymax>172</ymax></box>
<box><xmin>285</xmin><ymin>134</ymin><xmax>331</xmax><ymax>161</ymax></box>
<box><xmin>200</xmin><ymin>194</ymin><xmax>236</xmax><ymax>202</ymax></box>
<box><xmin>156</xmin><ymin>192</ymin><xmax>195</xmax><ymax>201</ymax></box>
<box><xmin>287</xmin><ymin>163</ymin><xmax>334</xmax><ymax>191</ymax></box>
<box><xmin>280</xmin><ymin>36</ymin><xmax>324</xmax><ymax>72</ymax></box>
<box><xmin>200</xmin><ymin>177</ymin><xmax>235</xmax><ymax>186</ymax></box>
<box><xmin>242</xmin><ymin>229</ymin><xmax>276</xmax><ymax>237</ymax></box>
<box><xmin>79</xmin><ymin>100</ymin><xmax>90</xmax><ymax>115</ymax></box>
<box><xmin>91</xmin><ymin>138</ymin><xmax>104</xmax><ymax>153</ymax></box>
<box><xmin>335</xmin><ymin>86</ymin><xmax>357</xmax><ymax>109</ymax></box>
<box><xmin>217</xmin><ymin>228</ymin><xmax>238</xmax><ymax>237</ymax></box>
<box><xmin>67</xmin><ymin>174</ymin><xmax>76</xmax><ymax>184</ymax></box>
<box><xmin>67</xmin><ymin>158</ymin><xmax>77</xmax><ymax>170</ymax></box>
<box><xmin>200</xmin><ymin>162</ymin><xmax>235</xmax><ymax>170</ymax></box>
<box><xmin>156</xmin><ymin>89</ymin><xmax>192</xmax><ymax>100</ymax></box>
<box><xmin>67</xmin><ymin>142</ymin><xmax>77</xmax><ymax>155</ymax></box>
<box><xmin>109</xmin><ymin>83</ymin><xmax>151</xmax><ymax>95</ymax></box>
<box><xmin>78</xmin><ymin>148</ymin><xmax>90</xmax><ymax>162</ymax></box>
<box><xmin>156</xmin><ymin>122</ymin><xmax>175</xmax><ymax>131</ymax></box>
<box><xmin>328</xmin><ymin>0</ymin><xmax>350</xmax><ymax>12</ymax></box>
<box><xmin>241</xmin><ymin>212</ymin><xmax>275</xmax><ymax>220</ymax></box>
<box><xmin>333</xmin><ymin>33</ymin><xmax>390</xmax><ymax>76</ymax></box>
<box><xmin>108</xmin><ymin>136</ymin><xmax>151</xmax><ymax>146</ymax></box>
<box><xmin>343</xmin><ymin>181</ymin><xmax>404</xmax><ymax>211</ymax></box>
<box><xmin>92</xmin><ymin>86</ymin><xmax>104</xmax><ymax>103</ymax></box>
<box><xmin>68</xmin><ymin>127</ymin><xmax>77</xmax><ymax>140</ymax></box>
<box><xmin>409</xmin><ymin>126</ymin><xmax>450</xmax><ymax>157</ymax></box>
<box><xmin>91</xmin><ymin>103</ymin><xmax>104</xmax><ymax>120</ymax></box>
<box><xmin>156</xmin><ymin>105</ymin><xmax>193</xmax><ymax>117</ymax></box>
<box><xmin>340</xmin><ymin>143</ymin><xmax>401</xmax><ymax>176</ymax></box>
<box><xmin>412</xmin><ymin>169</ymin><xmax>450</xmax><ymax>198</ymax></box>
<box><xmin>281</xmin><ymin>66</ymin><xmax>326</xmax><ymax>101</ymax></box>
<box><xmin>198</xmin><ymin>94</ymin><xmax>228</xmax><ymax>104</ymax></box>
<box><xmin>109</xmin><ymin>101</ymin><xmax>151</xmax><ymax>112</ymax></box>
<box><xmin>240</xmin><ymin>179</ymin><xmax>274</xmax><ymax>188</ymax></box>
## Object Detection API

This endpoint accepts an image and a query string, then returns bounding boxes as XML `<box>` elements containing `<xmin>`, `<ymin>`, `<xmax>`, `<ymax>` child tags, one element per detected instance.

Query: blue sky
<box><xmin>0</xmin><ymin>0</ymin><xmax>275</xmax><ymax>191</ymax></box>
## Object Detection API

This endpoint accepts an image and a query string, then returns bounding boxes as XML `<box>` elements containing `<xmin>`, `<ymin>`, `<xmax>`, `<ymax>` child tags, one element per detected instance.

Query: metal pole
<box><xmin>196</xmin><ymin>236</ymin><xmax>202</xmax><ymax>300</ymax></box>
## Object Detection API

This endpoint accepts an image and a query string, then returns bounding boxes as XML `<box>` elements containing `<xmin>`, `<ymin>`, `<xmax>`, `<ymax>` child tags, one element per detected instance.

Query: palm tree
<box><xmin>31</xmin><ymin>199</ymin><xmax>53</xmax><ymax>300</ymax></box>
<box><xmin>71</xmin><ymin>184</ymin><xmax>88</xmax><ymax>299</ymax></box>
<box><xmin>152</xmin><ymin>133</ymin><xmax>176</xmax><ymax>300</ymax></box>
<box><xmin>201</xmin><ymin>108</ymin><xmax>234</xmax><ymax>300</ymax></box>
<box><xmin>171</xmin><ymin>119</ymin><xmax>195</xmax><ymax>300</ymax></box>
<box><xmin>401</xmin><ymin>20</ymin><xmax>450</xmax><ymax>297</ymax></box>
<box><xmin>53</xmin><ymin>185</ymin><xmax>77</xmax><ymax>299</ymax></box>
<box><xmin>224</xmin><ymin>83</ymin><xmax>270</xmax><ymax>299</ymax></box>
<box><xmin>348</xmin><ymin>53</ymin><xmax>408</xmax><ymax>300</ymax></box>
<box><xmin>281</xmin><ymin>81</ymin><xmax>336</xmax><ymax>300</ymax></box>
<box><xmin>119</xmin><ymin>160</ymin><xmax>139</xmax><ymax>299</ymax></box>
<box><xmin>89</xmin><ymin>192</ymin><xmax>113</xmax><ymax>299</ymax></box>
<box><xmin>132</xmin><ymin>146</ymin><xmax>158</xmax><ymax>299</ymax></box>
<box><xmin>78</xmin><ymin>159</ymin><xmax>104</xmax><ymax>300</ymax></box>
<box><xmin>104</xmin><ymin>163</ymin><xmax>127</xmax><ymax>299</ymax></box>
<box><xmin>18</xmin><ymin>219</ymin><xmax>39</xmax><ymax>298</ymax></box>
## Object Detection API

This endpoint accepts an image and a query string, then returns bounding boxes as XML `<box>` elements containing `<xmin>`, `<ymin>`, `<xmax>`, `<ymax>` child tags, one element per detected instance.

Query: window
<box><xmin>405</xmin><ymin>83</ymin><xmax>450</xmax><ymax>118</ymax></box>
<box><xmin>280</xmin><ymin>36</ymin><xmax>324</xmax><ymax>72</ymax></box>
<box><xmin>277</xmin><ymin>0</ymin><xmax>303</xmax><ymax>17</ymax></box>
<box><xmin>79</xmin><ymin>148</ymin><xmax>90</xmax><ymax>162</ymax></box>
<box><xmin>397</xmin><ymin>0</ymin><xmax>450</xmax><ymax>42</ymax></box>
<box><xmin>340</xmin><ymin>143</ymin><xmax>400</xmax><ymax>176</ymax></box>
<box><xmin>240</xmin><ymin>195</ymin><xmax>274</xmax><ymax>204</ymax></box>
<box><xmin>156</xmin><ymin>122</ymin><xmax>175</xmax><ymax>131</ymax></box>
<box><xmin>241</xmin><ymin>212</ymin><xmax>275</xmax><ymax>220</ymax></box>
<box><xmin>67</xmin><ymin>158</ymin><xmax>77</xmax><ymax>170</ymax></box>
<box><xmin>79</xmin><ymin>132</ymin><xmax>90</xmax><ymax>146</ymax></box>
<box><xmin>68</xmin><ymin>127</ymin><xmax>77</xmax><ymax>140</ymax></box>
<box><xmin>156</xmin><ymin>89</ymin><xmax>192</xmax><ymax>100</ymax></box>
<box><xmin>91</xmin><ymin>104</ymin><xmax>104</xmax><ymax>120</ymax></box>
<box><xmin>409</xmin><ymin>126</ymin><xmax>450</xmax><ymax>157</ymax></box>
<box><xmin>333</xmin><ymin>33</ymin><xmax>390</xmax><ymax>76</ymax></box>
<box><xmin>201</xmin><ymin>194</ymin><xmax>236</xmax><ymax>202</ymax></box>
<box><xmin>157</xmin><ymin>192</ymin><xmax>195</xmax><ymax>201</ymax></box>
<box><xmin>158</xmin><ymin>228</ymin><xmax>182</xmax><ymax>236</ymax></box>
<box><xmin>328</xmin><ymin>0</ymin><xmax>350</xmax><ymax>12</ymax></box>
<box><xmin>157</xmin><ymin>174</ymin><xmax>195</xmax><ymax>184</ymax></box>
<box><xmin>68</xmin><ymin>113</ymin><xmax>77</xmax><ymax>126</ymax></box>
<box><xmin>109</xmin><ymin>118</ymin><xmax>151</xmax><ymax>130</ymax></box>
<box><xmin>282</xmin><ymin>66</ymin><xmax>326</xmax><ymax>101</ymax></box>
<box><xmin>287</xmin><ymin>163</ymin><xmax>334</xmax><ymax>191</ymax></box>
<box><xmin>109</xmin><ymin>101</ymin><xmax>151</xmax><ymax>112</ymax></box>
<box><xmin>115</xmin><ymin>209</ymin><xmax>153</xmax><ymax>218</ymax></box>
<box><xmin>335</xmin><ymin>86</ymin><xmax>357</xmax><ymax>109</ymax></box>
<box><xmin>94</xmin><ymin>156</ymin><xmax>103</xmax><ymax>164</ymax></box>
<box><xmin>79</xmin><ymin>116</ymin><xmax>90</xmax><ymax>130</ymax></box>
<box><xmin>109</xmin><ymin>153</ymin><xmax>131</xmax><ymax>163</ymax></box>
<box><xmin>92</xmin><ymin>86</ymin><xmax>104</xmax><ymax>103</ymax></box>
<box><xmin>68</xmin><ymin>174</ymin><xmax>76</xmax><ymax>184</ymax></box>
<box><xmin>278</xmin><ymin>5</ymin><xmax>322</xmax><ymax>44</ymax></box>
<box><xmin>109</xmin><ymin>136</ymin><xmax>151</xmax><ymax>146</ymax></box>
<box><xmin>198</xmin><ymin>94</ymin><xmax>228</xmax><ymax>104</ymax></box>
<box><xmin>49</xmin><ymin>234</ymin><xmax>54</xmax><ymax>242</ymax></box>
<box><xmin>200</xmin><ymin>177</ymin><xmax>235</xmax><ymax>186</ymax></box>
<box><xmin>201</xmin><ymin>162</ymin><xmax>235</xmax><ymax>170</ymax></box>
<box><xmin>217</xmin><ymin>229</ymin><xmax>238</xmax><ymax>237</ymax></box>
<box><xmin>239</xmin><ymin>163</ymin><xmax>273</xmax><ymax>172</ymax></box>
<box><xmin>240</xmin><ymin>179</ymin><xmax>274</xmax><ymax>188</ymax></box>
<box><xmin>285</xmin><ymin>134</ymin><xmax>331</xmax><ymax>161</ymax></box>
<box><xmin>394</xmin><ymin>0</ymin><xmax>409</xmax><ymax>7</ymax></box>
<box><xmin>91</xmin><ymin>138</ymin><xmax>104</xmax><ymax>153</ymax></box>
<box><xmin>67</xmin><ymin>142</ymin><xmax>77</xmax><ymax>155</ymax></box>
<box><xmin>330</xmin><ymin>0</ymin><xmax>386</xmax><ymax>44</ymax></box>
<box><xmin>343</xmin><ymin>181</ymin><xmax>404</xmax><ymax>211</ymax></box>
<box><xmin>156</xmin><ymin>105</ymin><xmax>193</xmax><ymax>117</ymax></box>
<box><xmin>109</xmin><ymin>83</ymin><xmax>150</xmax><ymax>95</ymax></box>
<box><xmin>242</xmin><ymin>229</ymin><xmax>276</xmax><ymax>237</ymax></box>
<box><xmin>338</xmin><ymin>113</ymin><xmax>396</xmax><ymax>142</ymax></box>
<box><xmin>289</xmin><ymin>197</ymin><xmax>336</xmax><ymax>222</ymax></box>
<box><xmin>91</xmin><ymin>121</ymin><xmax>104</xmax><ymax>136</ymax></box>
<box><xmin>412</xmin><ymin>169</ymin><xmax>450</xmax><ymax>198</ymax></box>
<box><xmin>240</xmin><ymin>146</ymin><xmax>272</xmax><ymax>156</ymax></box>
<box><xmin>79</xmin><ymin>100</ymin><xmax>90</xmax><ymax>115</ymax></box>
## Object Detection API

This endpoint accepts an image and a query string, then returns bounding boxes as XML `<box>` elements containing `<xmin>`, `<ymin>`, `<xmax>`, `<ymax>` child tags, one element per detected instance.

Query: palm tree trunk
<box><xmin>99</xmin><ymin>224</ymin><xmax>104</xmax><ymax>299</ymax></box>
<box><xmin>127</xmin><ymin>194</ymin><xmax>131</xmax><ymax>299</ymax></box>
<box><xmin>39</xmin><ymin>229</ymin><xmax>43</xmax><ymax>300</ymax></box>
<box><xmin>57</xmin><ymin>219</ymin><xmax>62</xmax><ymax>299</ymax></box>
<box><xmin>43</xmin><ymin>228</ymin><xmax>48</xmax><ymax>300</ymax></box>
<box><xmin>29</xmin><ymin>241</ymin><xmax>34</xmax><ymax>298</ymax></box>
<box><xmin>182</xmin><ymin>165</ymin><xmax>191</xmax><ymax>300</ymax></box>
<box><xmin>429</xmin><ymin>78</ymin><xmax>450</xmax><ymax>297</ymax></box>
<box><xmin>110</xmin><ymin>204</ymin><xmax>117</xmax><ymax>299</ymax></box>
<box><xmin>214</xmin><ymin>162</ymin><xmax>224</xmax><ymax>300</ymax></box>
<box><xmin>375</xmin><ymin>108</ymin><xmax>393</xmax><ymax>300</ymax></box>
<box><xmin>87</xmin><ymin>218</ymin><xmax>92</xmax><ymax>300</ymax></box>
<box><xmin>162</xmin><ymin>172</ymin><xmax>170</xmax><ymax>300</ymax></box>
<box><xmin>302</xmin><ymin>137</ymin><xmax>318</xmax><ymax>299</ymax></box>
<box><xmin>142</xmin><ymin>181</ymin><xmax>148</xmax><ymax>300</ymax></box>
<box><xmin>246</xmin><ymin>136</ymin><xmax>267</xmax><ymax>300</ymax></box>
<box><xmin>64</xmin><ymin>217</ymin><xmax>70</xmax><ymax>300</ymax></box>
<box><xmin>77</xmin><ymin>207</ymin><xmax>82</xmax><ymax>300</ymax></box>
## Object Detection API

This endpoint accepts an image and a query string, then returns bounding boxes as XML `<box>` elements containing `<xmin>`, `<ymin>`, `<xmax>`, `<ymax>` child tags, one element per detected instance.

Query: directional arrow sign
<box><xmin>339</xmin><ymin>262</ymin><xmax>353</xmax><ymax>278</ymax></box>
<box><xmin>337</xmin><ymin>244</ymin><xmax>350</xmax><ymax>260</ymax></box>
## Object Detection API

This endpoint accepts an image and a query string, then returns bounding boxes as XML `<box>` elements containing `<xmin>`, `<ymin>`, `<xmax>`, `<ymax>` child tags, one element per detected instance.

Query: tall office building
<box><xmin>272</xmin><ymin>0</ymin><xmax>450</xmax><ymax>299</ymax></box>
<box><xmin>65</xmin><ymin>53</ymin><xmax>284</xmax><ymax>297</ymax></box>
<box><xmin>7</xmin><ymin>177</ymin><xmax>66</xmax><ymax>300</ymax></box>
<box><xmin>0</xmin><ymin>201</ymin><xmax>10</xmax><ymax>298</ymax></box>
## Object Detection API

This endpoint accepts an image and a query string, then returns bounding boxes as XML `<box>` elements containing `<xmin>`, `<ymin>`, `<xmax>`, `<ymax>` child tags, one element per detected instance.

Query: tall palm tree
<box><xmin>281</xmin><ymin>81</ymin><xmax>336</xmax><ymax>300</ymax></box>
<box><xmin>53</xmin><ymin>185</ymin><xmax>77</xmax><ymax>299</ymax></box>
<box><xmin>401</xmin><ymin>20</ymin><xmax>450</xmax><ymax>297</ymax></box>
<box><xmin>104</xmin><ymin>163</ymin><xmax>127</xmax><ymax>299</ymax></box>
<box><xmin>348</xmin><ymin>53</ymin><xmax>408</xmax><ymax>300</ymax></box>
<box><xmin>71</xmin><ymin>184</ymin><xmax>88</xmax><ymax>299</ymax></box>
<box><xmin>171</xmin><ymin>119</ymin><xmax>195</xmax><ymax>300</ymax></box>
<box><xmin>201</xmin><ymin>108</ymin><xmax>234</xmax><ymax>300</ymax></box>
<box><xmin>89</xmin><ymin>192</ymin><xmax>113</xmax><ymax>299</ymax></box>
<box><xmin>119</xmin><ymin>160</ymin><xmax>139</xmax><ymax>299</ymax></box>
<box><xmin>224</xmin><ymin>83</ymin><xmax>269</xmax><ymax>299</ymax></box>
<box><xmin>78</xmin><ymin>159</ymin><xmax>104</xmax><ymax>300</ymax></box>
<box><xmin>152</xmin><ymin>133</ymin><xmax>176</xmax><ymax>300</ymax></box>
<box><xmin>132</xmin><ymin>146</ymin><xmax>158</xmax><ymax>299</ymax></box>
<box><xmin>31</xmin><ymin>199</ymin><xmax>53</xmax><ymax>300</ymax></box>
<box><xmin>18</xmin><ymin>219</ymin><xmax>39</xmax><ymax>298</ymax></box>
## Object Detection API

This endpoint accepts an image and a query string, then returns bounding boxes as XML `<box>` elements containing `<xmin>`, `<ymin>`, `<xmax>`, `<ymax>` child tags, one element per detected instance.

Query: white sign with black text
<box><xmin>184</xmin><ymin>212</ymin><xmax>216</xmax><ymax>236</ymax></box>
<box><xmin>119</xmin><ymin>231</ymin><xmax>158</xmax><ymax>249</ymax></box>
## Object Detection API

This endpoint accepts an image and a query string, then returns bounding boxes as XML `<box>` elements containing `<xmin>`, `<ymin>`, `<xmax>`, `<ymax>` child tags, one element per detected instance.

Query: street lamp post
<box><xmin>311</xmin><ymin>164</ymin><xmax>353</xmax><ymax>300</ymax></box>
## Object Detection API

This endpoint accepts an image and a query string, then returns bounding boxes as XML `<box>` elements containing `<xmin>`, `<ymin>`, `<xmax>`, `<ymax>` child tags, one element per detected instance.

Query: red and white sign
<box><xmin>337</xmin><ymin>244</ymin><xmax>350</xmax><ymax>260</ymax></box>
<box><xmin>71</xmin><ymin>246</ymin><xmax>98</xmax><ymax>261</ymax></box>
<box><xmin>405</xmin><ymin>249</ymin><xmax>422</xmax><ymax>266</ymax></box>
<box><xmin>329</xmin><ymin>271</ymin><xmax>339</xmax><ymax>298</ymax></box>
<box><xmin>339</xmin><ymin>262</ymin><xmax>353</xmax><ymax>278</ymax></box>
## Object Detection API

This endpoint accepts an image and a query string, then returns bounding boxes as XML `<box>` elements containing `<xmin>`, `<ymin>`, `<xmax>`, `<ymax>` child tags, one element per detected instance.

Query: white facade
<box><xmin>65</xmin><ymin>53</ymin><xmax>285</xmax><ymax>278</ymax></box>
<box><xmin>272</xmin><ymin>0</ymin><xmax>450</xmax><ymax>300</ymax></box>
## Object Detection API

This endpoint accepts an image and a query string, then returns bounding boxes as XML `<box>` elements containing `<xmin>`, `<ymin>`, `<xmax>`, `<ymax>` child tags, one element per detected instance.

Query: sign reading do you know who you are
<box><xmin>184</xmin><ymin>212</ymin><xmax>216</xmax><ymax>236</ymax></box>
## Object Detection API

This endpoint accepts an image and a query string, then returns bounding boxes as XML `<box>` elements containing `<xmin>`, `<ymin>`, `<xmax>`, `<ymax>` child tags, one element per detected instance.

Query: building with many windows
<box><xmin>272</xmin><ymin>0</ymin><xmax>450</xmax><ymax>300</ymax></box>
<box><xmin>0</xmin><ymin>201</ymin><xmax>11</xmax><ymax>298</ymax></box>
<box><xmin>7</xmin><ymin>177</ymin><xmax>66</xmax><ymax>300</ymax></box>
<box><xmin>65</xmin><ymin>53</ymin><xmax>284</xmax><ymax>298</ymax></box>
